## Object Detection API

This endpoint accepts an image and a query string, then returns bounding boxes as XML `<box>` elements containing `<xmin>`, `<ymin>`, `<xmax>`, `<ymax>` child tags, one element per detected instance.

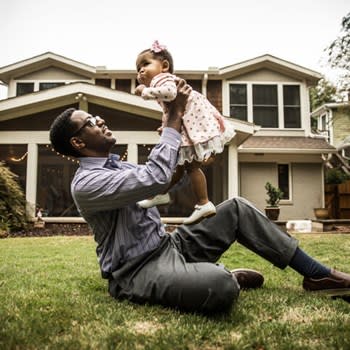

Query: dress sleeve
<box><xmin>141</xmin><ymin>73</ymin><xmax>177</xmax><ymax>102</ymax></box>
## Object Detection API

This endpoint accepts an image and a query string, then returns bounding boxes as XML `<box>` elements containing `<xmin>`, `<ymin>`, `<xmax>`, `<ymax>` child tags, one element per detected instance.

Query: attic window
<box><xmin>39</xmin><ymin>82</ymin><xmax>65</xmax><ymax>91</ymax></box>
<box><xmin>16</xmin><ymin>82</ymin><xmax>34</xmax><ymax>96</ymax></box>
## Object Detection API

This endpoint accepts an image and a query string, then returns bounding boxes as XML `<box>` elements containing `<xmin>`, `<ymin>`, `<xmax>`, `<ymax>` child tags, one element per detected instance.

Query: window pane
<box><xmin>39</xmin><ymin>82</ymin><xmax>65</xmax><ymax>91</ymax></box>
<box><xmin>37</xmin><ymin>145</ymin><xmax>79</xmax><ymax>217</ymax></box>
<box><xmin>229</xmin><ymin>84</ymin><xmax>247</xmax><ymax>120</ymax></box>
<box><xmin>283</xmin><ymin>85</ymin><xmax>301</xmax><ymax>128</ymax></box>
<box><xmin>278</xmin><ymin>164</ymin><xmax>289</xmax><ymax>199</ymax></box>
<box><xmin>253</xmin><ymin>85</ymin><xmax>277</xmax><ymax>105</ymax></box>
<box><xmin>230</xmin><ymin>84</ymin><xmax>247</xmax><ymax>104</ymax></box>
<box><xmin>16</xmin><ymin>83</ymin><xmax>34</xmax><ymax>96</ymax></box>
<box><xmin>230</xmin><ymin>106</ymin><xmax>247</xmax><ymax>121</ymax></box>
<box><xmin>283</xmin><ymin>85</ymin><xmax>300</xmax><ymax>105</ymax></box>
<box><xmin>253</xmin><ymin>107</ymin><xmax>278</xmax><ymax>127</ymax></box>
<box><xmin>284</xmin><ymin>108</ymin><xmax>301</xmax><ymax>128</ymax></box>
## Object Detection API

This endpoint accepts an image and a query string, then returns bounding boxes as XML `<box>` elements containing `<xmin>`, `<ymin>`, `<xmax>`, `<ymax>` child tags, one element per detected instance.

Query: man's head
<box><xmin>49</xmin><ymin>108</ymin><xmax>116</xmax><ymax>158</ymax></box>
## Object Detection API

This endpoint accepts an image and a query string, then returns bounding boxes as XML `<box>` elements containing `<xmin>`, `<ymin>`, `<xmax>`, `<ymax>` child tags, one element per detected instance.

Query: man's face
<box><xmin>70</xmin><ymin>110</ymin><xmax>116</xmax><ymax>156</ymax></box>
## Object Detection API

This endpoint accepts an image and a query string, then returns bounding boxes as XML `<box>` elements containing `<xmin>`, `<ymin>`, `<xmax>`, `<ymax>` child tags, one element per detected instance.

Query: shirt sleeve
<box><xmin>141</xmin><ymin>73</ymin><xmax>177</xmax><ymax>102</ymax></box>
<box><xmin>72</xmin><ymin>128</ymin><xmax>181</xmax><ymax>212</ymax></box>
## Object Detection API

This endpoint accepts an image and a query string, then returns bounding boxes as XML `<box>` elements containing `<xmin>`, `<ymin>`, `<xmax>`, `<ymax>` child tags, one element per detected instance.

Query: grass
<box><xmin>0</xmin><ymin>234</ymin><xmax>350</xmax><ymax>350</ymax></box>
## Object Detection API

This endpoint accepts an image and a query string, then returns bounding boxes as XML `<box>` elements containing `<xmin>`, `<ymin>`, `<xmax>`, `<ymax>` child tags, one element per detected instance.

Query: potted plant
<box><xmin>264</xmin><ymin>182</ymin><xmax>283</xmax><ymax>220</ymax></box>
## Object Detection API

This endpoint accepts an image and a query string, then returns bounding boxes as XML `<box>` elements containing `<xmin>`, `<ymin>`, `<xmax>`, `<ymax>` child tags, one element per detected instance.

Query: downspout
<box><xmin>202</xmin><ymin>73</ymin><xmax>208</xmax><ymax>97</ymax></box>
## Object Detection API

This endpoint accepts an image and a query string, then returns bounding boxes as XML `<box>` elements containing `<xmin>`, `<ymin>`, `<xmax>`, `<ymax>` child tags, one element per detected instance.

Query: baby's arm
<box><xmin>142</xmin><ymin>75</ymin><xmax>177</xmax><ymax>102</ymax></box>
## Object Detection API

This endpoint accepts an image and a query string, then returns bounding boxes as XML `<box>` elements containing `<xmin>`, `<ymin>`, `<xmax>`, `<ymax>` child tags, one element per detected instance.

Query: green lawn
<box><xmin>0</xmin><ymin>234</ymin><xmax>349</xmax><ymax>350</ymax></box>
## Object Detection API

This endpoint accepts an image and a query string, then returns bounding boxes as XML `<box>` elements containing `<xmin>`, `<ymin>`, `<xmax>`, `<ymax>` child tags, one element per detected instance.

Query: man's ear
<box><xmin>161</xmin><ymin>60</ymin><xmax>170</xmax><ymax>72</ymax></box>
<box><xmin>70</xmin><ymin>137</ymin><xmax>85</xmax><ymax>151</ymax></box>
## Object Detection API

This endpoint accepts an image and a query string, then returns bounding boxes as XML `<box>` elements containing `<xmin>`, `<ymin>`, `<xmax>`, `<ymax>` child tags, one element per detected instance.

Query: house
<box><xmin>0</xmin><ymin>52</ymin><xmax>335</xmax><ymax>223</ymax></box>
<box><xmin>311</xmin><ymin>102</ymin><xmax>350</xmax><ymax>174</ymax></box>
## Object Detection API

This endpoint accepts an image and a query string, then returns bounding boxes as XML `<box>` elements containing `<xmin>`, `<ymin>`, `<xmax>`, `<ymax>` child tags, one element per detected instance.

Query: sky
<box><xmin>0</xmin><ymin>0</ymin><xmax>349</xmax><ymax>99</ymax></box>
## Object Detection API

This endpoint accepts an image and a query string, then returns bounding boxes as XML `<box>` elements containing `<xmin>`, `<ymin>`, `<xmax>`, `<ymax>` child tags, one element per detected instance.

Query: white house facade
<box><xmin>0</xmin><ymin>52</ymin><xmax>335</xmax><ymax>222</ymax></box>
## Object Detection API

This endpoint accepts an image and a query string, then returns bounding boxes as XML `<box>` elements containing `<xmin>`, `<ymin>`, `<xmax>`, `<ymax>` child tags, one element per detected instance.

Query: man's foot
<box><xmin>303</xmin><ymin>269</ymin><xmax>350</xmax><ymax>298</ymax></box>
<box><xmin>183</xmin><ymin>201</ymin><xmax>216</xmax><ymax>225</ymax></box>
<box><xmin>231</xmin><ymin>269</ymin><xmax>264</xmax><ymax>289</ymax></box>
<box><xmin>137</xmin><ymin>193</ymin><xmax>170</xmax><ymax>208</ymax></box>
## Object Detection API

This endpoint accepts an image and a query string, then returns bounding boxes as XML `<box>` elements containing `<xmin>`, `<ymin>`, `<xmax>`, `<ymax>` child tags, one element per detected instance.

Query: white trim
<box><xmin>26</xmin><ymin>143</ymin><xmax>38</xmax><ymax>219</ymax></box>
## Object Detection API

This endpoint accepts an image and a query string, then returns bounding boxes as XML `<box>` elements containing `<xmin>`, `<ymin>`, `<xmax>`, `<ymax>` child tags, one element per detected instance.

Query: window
<box><xmin>39</xmin><ymin>82</ymin><xmax>65</xmax><ymax>91</ymax></box>
<box><xmin>278</xmin><ymin>164</ymin><xmax>290</xmax><ymax>200</ymax></box>
<box><xmin>228</xmin><ymin>83</ymin><xmax>302</xmax><ymax>129</ymax></box>
<box><xmin>96</xmin><ymin>79</ymin><xmax>111</xmax><ymax>88</ymax></box>
<box><xmin>283</xmin><ymin>85</ymin><xmax>301</xmax><ymax>128</ymax></box>
<box><xmin>16</xmin><ymin>82</ymin><xmax>34</xmax><ymax>96</ymax></box>
<box><xmin>115</xmin><ymin>79</ymin><xmax>131</xmax><ymax>93</ymax></box>
<box><xmin>253</xmin><ymin>85</ymin><xmax>278</xmax><ymax>127</ymax></box>
<box><xmin>229</xmin><ymin>84</ymin><xmax>247</xmax><ymax>121</ymax></box>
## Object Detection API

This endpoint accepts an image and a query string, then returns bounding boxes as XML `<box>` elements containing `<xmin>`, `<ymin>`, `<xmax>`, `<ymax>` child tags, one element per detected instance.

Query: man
<box><xmin>50</xmin><ymin>80</ymin><xmax>350</xmax><ymax>314</ymax></box>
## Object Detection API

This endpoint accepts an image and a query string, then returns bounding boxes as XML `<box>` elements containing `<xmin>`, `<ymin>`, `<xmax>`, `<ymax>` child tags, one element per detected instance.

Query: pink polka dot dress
<box><xmin>141</xmin><ymin>73</ymin><xmax>236</xmax><ymax>165</ymax></box>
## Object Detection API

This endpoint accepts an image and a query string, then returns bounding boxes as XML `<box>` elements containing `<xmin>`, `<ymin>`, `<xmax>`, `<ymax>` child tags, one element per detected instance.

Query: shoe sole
<box><xmin>183</xmin><ymin>212</ymin><xmax>216</xmax><ymax>225</ymax></box>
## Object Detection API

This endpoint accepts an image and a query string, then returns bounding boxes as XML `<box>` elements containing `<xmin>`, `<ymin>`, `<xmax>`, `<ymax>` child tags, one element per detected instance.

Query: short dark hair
<box><xmin>49</xmin><ymin>108</ymin><xmax>81</xmax><ymax>157</ymax></box>
<box><xmin>139</xmin><ymin>48</ymin><xmax>174</xmax><ymax>74</ymax></box>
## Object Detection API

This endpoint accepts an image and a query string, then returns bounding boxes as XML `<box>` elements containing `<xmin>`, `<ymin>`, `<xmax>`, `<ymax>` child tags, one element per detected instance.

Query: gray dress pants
<box><xmin>108</xmin><ymin>197</ymin><xmax>299</xmax><ymax>314</ymax></box>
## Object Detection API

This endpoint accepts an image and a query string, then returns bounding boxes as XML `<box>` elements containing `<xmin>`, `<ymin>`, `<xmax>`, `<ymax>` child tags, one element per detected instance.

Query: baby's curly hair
<box><xmin>139</xmin><ymin>46</ymin><xmax>174</xmax><ymax>74</ymax></box>
<box><xmin>49</xmin><ymin>107</ymin><xmax>81</xmax><ymax>158</ymax></box>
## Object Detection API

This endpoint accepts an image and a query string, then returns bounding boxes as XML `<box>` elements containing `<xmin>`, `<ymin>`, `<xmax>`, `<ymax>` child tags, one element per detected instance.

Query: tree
<box><xmin>0</xmin><ymin>162</ymin><xmax>27</xmax><ymax>234</ymax></box>
<box><xmin>310</xmin><ymin>78</ymin><xmax>338</xmax><ymax>110</ymax></box>
<box><xmin>324</xmin><ymin>12</ymin><xmax>350</xmax><ymax>98</ymax></box>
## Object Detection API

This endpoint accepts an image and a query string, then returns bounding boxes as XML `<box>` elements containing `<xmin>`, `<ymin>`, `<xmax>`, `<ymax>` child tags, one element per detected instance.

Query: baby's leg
<box><xmin>186</xmin><ymin>160</ymin><xmax>208</xmax><ymax>205</ymax></box>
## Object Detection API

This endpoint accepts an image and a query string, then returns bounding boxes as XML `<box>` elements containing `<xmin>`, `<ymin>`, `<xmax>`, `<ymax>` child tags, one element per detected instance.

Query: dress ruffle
<box><xmin>178</xmin><ymin>122</ymin><xmax>236</xmax><ymax>165</ymax></box>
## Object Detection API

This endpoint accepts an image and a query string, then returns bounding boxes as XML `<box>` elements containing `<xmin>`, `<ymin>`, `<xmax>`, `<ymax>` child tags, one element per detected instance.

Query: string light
<box><xmin>9</xmin><ymin>152</ymin><xmax>28</xmax><ymax>162</ymax></box>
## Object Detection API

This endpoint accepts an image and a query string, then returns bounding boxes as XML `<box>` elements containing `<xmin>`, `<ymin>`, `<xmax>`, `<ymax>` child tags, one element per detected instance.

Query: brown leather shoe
<box><xmin>303</xmin><ymin>269</ymin><xmax>350</xmax><ymax>296</ymax></box>
<box><xmin>231</xmin><ymin>269</ymin><xmax>264</xmax><ymax>289</ymax></box>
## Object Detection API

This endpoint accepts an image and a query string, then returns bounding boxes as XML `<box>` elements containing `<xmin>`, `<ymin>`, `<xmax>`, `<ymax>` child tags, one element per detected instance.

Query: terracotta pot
<box><xmin>313</xmin><ymin>208</ymin><xmax>329</xmax><ymax>220</ymax></box>
<box><xmin>265</xmin><ymin>207</ymin><xmax>280</xmax><ymax>220</ymax></box>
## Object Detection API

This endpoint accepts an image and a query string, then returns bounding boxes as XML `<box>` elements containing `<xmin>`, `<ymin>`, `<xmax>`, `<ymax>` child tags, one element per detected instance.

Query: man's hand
<box><xmin>164</xmin><ymin>78</ymin><xmax>191</xmax><ymax>132</ymax></box>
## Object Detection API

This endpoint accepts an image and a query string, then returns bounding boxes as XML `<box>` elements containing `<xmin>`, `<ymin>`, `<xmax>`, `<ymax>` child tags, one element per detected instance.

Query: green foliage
<box><xmin>325</xmin><ymin>168</ymin><xmax>350</xmax><ymax>184</ymax></box>
<box><xmin>309</xmin><ymin>78</ymin><xmax>338</xmax><ymax>111</ymax></box>
<box><xmin>324</xmin><ymin>12</ymin><xmax>350</xmax><ymax>97</ymax></box>
<box><xmin>0</xmin><ymin>162</ymin><xmax>27</xmax><ymax>232</ymax></box>
<box><xmin>265</xmin><ymin>182</ymin><xmax>283</xmax><ymax>207</ymax></box>
<box><xmin>0</xmin><ymin>235</ymin><xmax>350</xmax><ymax>349</ymax></box>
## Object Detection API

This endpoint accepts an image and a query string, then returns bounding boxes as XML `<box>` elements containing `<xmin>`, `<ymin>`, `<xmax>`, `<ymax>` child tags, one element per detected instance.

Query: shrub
<box><xmin>325</xmin><ymin>168</ymin><xmax>350</xmax><ymax>184</ymax></box>
<box><xmin>0</xmin><ymin>162</ymin><xmax>27</xmax><ymax>233</ymax></box>
<box><xmin>265</xmin><ymin>182</ymin><xmax>283</xmax><ymax>207</ymax></box>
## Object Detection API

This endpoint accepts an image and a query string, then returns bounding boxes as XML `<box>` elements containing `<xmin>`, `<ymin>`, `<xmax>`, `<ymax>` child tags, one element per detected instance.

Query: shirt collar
<box><xmin>78</xmin><ymin>154</ymin><xmax>121</xmax><ymax>169</ymax></box>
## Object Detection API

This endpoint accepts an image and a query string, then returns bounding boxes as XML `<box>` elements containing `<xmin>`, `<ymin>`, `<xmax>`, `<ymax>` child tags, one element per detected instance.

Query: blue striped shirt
<box><xmin>71</xmin><ymin>128</ymin><xmax>182</xmax><ymax>278</ymax></box>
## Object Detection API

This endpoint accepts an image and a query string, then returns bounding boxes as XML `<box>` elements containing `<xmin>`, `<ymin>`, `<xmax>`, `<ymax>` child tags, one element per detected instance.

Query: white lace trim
<box><xmin>178</xmin><ymin>124</ymin><xmax>236</xmax><ymax>165</ymax></box>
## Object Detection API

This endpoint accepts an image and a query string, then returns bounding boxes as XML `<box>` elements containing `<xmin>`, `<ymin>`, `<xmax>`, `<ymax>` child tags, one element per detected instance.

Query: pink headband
<box><xmin>151</xmin><ymin>40</ymin><xmax>166</xmax><ymax>53</ymax></box>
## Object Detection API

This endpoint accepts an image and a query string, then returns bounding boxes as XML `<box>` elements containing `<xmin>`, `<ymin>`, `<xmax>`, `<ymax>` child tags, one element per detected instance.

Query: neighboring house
<box><xmin>0</xmin><ymin>52</ymin><xmax>335</xmax><ymax>222</ymax></box>
<box><xmin>311</xmin><ymin>102</ymin><xmax>350</xmax><ymax>173</ymax></box>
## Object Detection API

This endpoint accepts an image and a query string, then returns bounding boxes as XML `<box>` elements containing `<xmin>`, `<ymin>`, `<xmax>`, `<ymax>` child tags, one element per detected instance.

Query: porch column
<box><xmin>127</xmin><ymin>143</ymin><xmax>138</xmax><ymax>164</ymax></box>
<box><xmin>228</xmin><ymin>143</ymin><xmax>238</xmax><ymax>198</ymax></box>
<box><xmin>26</xmin><ymin>143</ymin><xmax>38</xmax><ymax>219</ymax></box>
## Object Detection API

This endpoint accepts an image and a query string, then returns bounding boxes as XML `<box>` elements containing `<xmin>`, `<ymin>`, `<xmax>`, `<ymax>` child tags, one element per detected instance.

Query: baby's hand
<box><xmin>135</xmin><ymin>84</ymin><xmax>146</xmax><ymax>96</ymax></box>
<box><xmin>157</xmin><ymin>126</ymin><xmax>163</xmax><ymax>135</ymax></box>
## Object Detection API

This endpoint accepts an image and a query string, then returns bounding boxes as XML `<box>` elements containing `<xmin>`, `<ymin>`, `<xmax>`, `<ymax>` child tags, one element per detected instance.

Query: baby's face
<box><xmin>136</xmin><ymin>52</ymin><xmax>164</xmax><ymax>86</ymax></box>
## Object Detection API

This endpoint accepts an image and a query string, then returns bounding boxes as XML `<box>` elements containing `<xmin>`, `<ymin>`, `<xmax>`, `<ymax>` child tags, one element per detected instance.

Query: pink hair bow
<box><xmin>151</xmin><ymin>40</ymin><xmax>166</xmax><ymax>53</ymax></box>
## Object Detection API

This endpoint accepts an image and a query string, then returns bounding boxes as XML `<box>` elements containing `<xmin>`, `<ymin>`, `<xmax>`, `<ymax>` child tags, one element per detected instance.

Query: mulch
<box><xmin>5</xmin><ymin>223</ymin><xmax>93</xmax><ymax>238</ymax></box>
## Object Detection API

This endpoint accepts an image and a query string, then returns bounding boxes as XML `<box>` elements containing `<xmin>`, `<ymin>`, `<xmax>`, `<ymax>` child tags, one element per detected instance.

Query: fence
<box><xmin>325</xmin><ymin>180</ymin><xmax>350</xmax><ymax>219</ymax></box>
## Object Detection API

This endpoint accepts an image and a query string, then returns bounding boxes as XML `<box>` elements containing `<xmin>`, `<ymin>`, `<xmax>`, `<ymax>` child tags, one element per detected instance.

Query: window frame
<box><xmin>226</xmin><ymin>81</ymin><xmax>303</xmax><ymax>129</ymax></box>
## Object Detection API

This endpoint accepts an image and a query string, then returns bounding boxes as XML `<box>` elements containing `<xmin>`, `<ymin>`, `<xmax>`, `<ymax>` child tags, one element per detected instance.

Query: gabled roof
<box><xmin>0</xmin><ymin>82</ymin><xmax>161</xmax><ymax>121</ymax></box>
<box><xmin>218</xmin><ymin>54</ymin><xmax>322</xmax><ymax>85</ymax></box>
<box><xmin>0</xmin><ymin>52</ymin><xmax>96</xmax><ymax>83</ymax></box>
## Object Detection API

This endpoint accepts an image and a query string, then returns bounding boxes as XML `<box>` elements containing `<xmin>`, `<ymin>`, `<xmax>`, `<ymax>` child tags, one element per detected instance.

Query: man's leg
<box><xmin>171</xmin><ymin>197</ymin><xmax>298</xmax><ymax>268</ymax></box>
<box><xmin>171</xmin><ymin>197</ymin><xmax>350</xmax><ymax>299</ymax></box>
<box><xmin>108</xmin><ymin>237</ymin><xmax>240</xmax><ymax>314</ymax></box>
